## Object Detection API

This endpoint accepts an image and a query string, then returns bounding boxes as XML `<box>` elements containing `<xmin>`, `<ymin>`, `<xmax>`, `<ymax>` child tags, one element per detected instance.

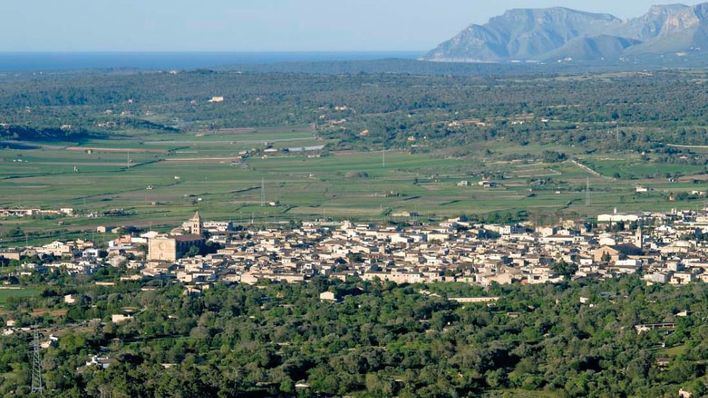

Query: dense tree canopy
<box><xmin>0</xmin><ymin>70</ymin><xmax>705</xmax><ymax>158</ymax></box>
<box><xmin>0</xmin><ymin>276</ymin><xmax>705</xmax><ymax>397</ymax></box>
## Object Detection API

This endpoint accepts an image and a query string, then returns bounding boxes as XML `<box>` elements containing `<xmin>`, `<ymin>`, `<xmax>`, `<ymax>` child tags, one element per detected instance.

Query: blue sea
<box><xmin>0</xmin><ymin>52</ymin><xmax>422</xmax><ymax>72</ymax></box>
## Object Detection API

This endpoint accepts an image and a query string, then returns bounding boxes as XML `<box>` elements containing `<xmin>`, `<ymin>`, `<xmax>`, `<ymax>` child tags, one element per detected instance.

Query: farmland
<box><xmin>0</xmin><ymin>287</ymin><xmax>41</xmax><ymax>306</ymax></box>
<box><xmin>1</xmin><ymin>126</ymin><xmax>705</xmax><ymax>247</ymax></box>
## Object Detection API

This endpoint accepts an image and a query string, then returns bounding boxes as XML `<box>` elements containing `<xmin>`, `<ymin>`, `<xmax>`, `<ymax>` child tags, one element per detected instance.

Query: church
<box><xmin>148</xmin><ymin>211</ymin><xmax>206</xmax><ymax>262</ymax></box>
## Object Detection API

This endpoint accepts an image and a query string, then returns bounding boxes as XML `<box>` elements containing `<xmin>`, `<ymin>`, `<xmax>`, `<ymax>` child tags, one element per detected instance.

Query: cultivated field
<box><xmin>0</xmin><ymin>127</ymin><xmax>705</xmax><ymax>247</ymax></box>
<box><xmin>0</xmin><ymin>287</ymin><xmax>41</xmax><ymax>306</ymax></box>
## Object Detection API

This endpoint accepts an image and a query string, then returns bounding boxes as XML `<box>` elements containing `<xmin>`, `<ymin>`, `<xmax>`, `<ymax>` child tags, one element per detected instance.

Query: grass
<box><xmin>0</xmin><ymin>287</ymin><xmax>41</xmax><ymax>306</ymax></box>
<box><xmin>579</xmin><ymin>157</ymin><xmax>706</xmax><ymax>180</ymax></box>
<box><xmin>662</xmin><ymin>344</ymin><xmax>688</xmax><ymax>357</ymax></box>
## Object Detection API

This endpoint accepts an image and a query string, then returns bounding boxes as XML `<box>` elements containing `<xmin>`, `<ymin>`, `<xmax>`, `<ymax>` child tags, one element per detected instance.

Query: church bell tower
<box><xmin>188</xmin><ymin>211</ymin><xmax>203</xmax><ymax>236</ymax></box>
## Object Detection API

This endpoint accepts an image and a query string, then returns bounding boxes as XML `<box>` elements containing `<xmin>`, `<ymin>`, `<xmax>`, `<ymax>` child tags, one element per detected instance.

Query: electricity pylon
<box><xmin>30</xmin><ymin>327</ymin><xmax>44</xmax><ymax>395</ymax></box>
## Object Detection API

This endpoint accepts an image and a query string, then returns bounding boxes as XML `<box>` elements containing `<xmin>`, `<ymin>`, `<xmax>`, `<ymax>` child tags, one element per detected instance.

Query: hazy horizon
<box><xmin>0</xmin><ymin>51</ymin><xmax>427</xmax><ymax>72</ymax></box>
<box><xmin>2</xmin><ymin>1</ymin><xmax>706</xmax><ymax>52</ymax></box>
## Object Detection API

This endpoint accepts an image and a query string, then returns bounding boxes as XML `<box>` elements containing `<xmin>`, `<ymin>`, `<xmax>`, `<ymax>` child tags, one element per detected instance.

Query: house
<box><xmin>0</xmin><ymin>249</ymin><xmax>21</xmax><ymax>261</ymax></box>
<box><xmin>319</xmin><ymin>291</ymin><xmax>337</xmax><ymax>302</ymax></box>
<box><xmin>391</xmin><ymin>211</ymin><xmax>418</xmax><ymax>218</ymax></box>
<box><xmin>679</xmin><ymin>388</ymin><xmax>693</xmax><ymax>398</ymax></box>
<box><xmin>41</xmin><ymin>334</ymin><xmax>59</xmax><ymax>349</ymax></box>
<box><xmin>39</xmin><ymin>241</ymin><xmax>75</xmax><ymax>257</ymax></box>
<box><xmin>86</xmin><ymin>354</ymin><xmax>113</xmax><ymax>369</ymax></box>
<box><xmin>111</xmin><ymin>314</ymin><xmax>133</xmax><ymax>324</ymax></box>
<box><xmin>449</xmin><ymin>297</ymin><xmax>499</xmax><ymax>304</ymax></box>
<box><xmin>203</xmin><ymin>221</ymin><xmax>233</xmax><ymax>233</ymax></box>
<box><xmin>477</xmin><ymin>271</ymin><xmax>519</xmax><ymax>287</ymax></box>
<box><xmin>478</xmin><ymin>180</ymin><xmax>497</xmax><ymax>188</ymax></box>
<box><xmin>670</xmin><ymin>272</ymin><xmax>695</xmax><ymax>285</ymax></box>
<box><xmin>597</xmin><ymin>210</ymin><xmax>640</xmax><ymax>223</ymax></box>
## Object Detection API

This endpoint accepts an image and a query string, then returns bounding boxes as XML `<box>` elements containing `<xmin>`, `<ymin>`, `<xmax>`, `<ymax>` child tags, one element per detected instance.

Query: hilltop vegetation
<box><xmin>0</xmin><ymin>276</ymin><xmax>705</xmax><ymax>397</ymax></box>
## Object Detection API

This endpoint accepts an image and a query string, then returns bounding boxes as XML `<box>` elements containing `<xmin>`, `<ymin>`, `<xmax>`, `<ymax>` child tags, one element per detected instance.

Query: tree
<box><xmin>552</xmin><ymin>260</ymin><xmax>578</xmax><ymax>279</ymax></box>
<box><xmin>186</xmin><ymin>245</ymin><xmax>200</xmax><ymax>257</ymax></box>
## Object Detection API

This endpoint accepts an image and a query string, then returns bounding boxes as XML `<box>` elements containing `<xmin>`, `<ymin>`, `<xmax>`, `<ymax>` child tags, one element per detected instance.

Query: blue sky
<box><xmin>2</xmin><ymin>0</ymin><xmax>704</xmax><ymax>51</ymax></box>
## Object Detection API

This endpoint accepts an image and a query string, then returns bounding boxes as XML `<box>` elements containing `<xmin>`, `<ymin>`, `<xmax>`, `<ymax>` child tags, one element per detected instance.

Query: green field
<box><xmin>0</xmin><ymin>127</ymin><xmax>706</xmax><ymax>247</ymax></box>
<box><xmin>580</xmin><ymin>157</ymin><xmax>706</xmax><ymax>179</ymax></box>
<box><xmin>0</xmin><ymin>287</ymin><xmax>41</xmax><ymax>306</ymax></box>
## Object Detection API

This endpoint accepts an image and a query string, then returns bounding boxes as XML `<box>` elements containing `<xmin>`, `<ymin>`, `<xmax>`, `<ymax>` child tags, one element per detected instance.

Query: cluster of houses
<box><xmin>0</xmin><ymin>207</ymin><xmax>74</xmax><ymax>218</ymax></box>
<box><xmin>0</xmin><ymin>210</ymin><xmax>708</xmax><ymax>292</ymax></box>
<box><xmin>2</xmin><ymin>207</ymin><xmax>706</xmax><ymax>293</ymax></box>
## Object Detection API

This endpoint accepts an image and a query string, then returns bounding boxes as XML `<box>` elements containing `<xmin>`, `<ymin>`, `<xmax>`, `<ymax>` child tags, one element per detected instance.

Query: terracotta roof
<box><xmin>175</xmin><ymin>235</ymin><xmax>204</xmax><ymax>242</ymax></box>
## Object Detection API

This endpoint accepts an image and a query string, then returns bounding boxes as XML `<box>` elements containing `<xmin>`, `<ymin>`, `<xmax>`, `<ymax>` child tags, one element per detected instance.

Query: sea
<box><xmin>0</xmin><ymin>52</ymin><xmax>422</xmax><ymax>72</ymax></box>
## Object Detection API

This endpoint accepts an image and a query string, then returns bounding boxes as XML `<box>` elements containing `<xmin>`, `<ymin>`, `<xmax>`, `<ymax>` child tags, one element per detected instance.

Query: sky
<box><xmin>1</xmin><ymin>0</ymin><xmax>705</xmax><ymax>52</ymax></box>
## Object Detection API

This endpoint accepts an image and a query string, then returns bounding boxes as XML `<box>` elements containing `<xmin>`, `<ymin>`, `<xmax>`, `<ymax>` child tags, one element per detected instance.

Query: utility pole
<box><xmin>611</xmin><ymin>116</ymin><xmax>620</xmax><ymax>146</ymax></box>
<box><xmin>30</xmin><ymin>327</ymin><xmax>44</xmax><ymax>395</ymax></box>
<box><xmin>585</xmin><ymin>177</ymin><xmax>591</xmax><ymax>207</ymax></box>
<box><xmin>126</xmin><ymin>151</ymin><xmax>131</xmax><ymax>168</ymax></box>
<box><xmin>260</xmin><ymin>178</ymin><xmax>265</xmax><ymax>207</ymax></box>
<box><xmin>382</xmin><ymin>147</ymin><xmax>386</xmax><ymax>168</ymax></box>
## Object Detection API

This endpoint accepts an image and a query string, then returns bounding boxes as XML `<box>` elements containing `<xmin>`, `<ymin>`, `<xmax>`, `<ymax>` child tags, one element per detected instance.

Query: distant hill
<box><xmin>424</xmin><ymin>3</ymin><xmax>707</xmax><ymax>63</ymax></box>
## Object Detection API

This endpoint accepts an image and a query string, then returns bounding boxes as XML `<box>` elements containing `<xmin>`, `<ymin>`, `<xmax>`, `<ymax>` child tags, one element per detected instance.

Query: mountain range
<box><xmin>424</xmin><ymin>3</ymin><xmax>707</xmax><ymax>63</ymax></box>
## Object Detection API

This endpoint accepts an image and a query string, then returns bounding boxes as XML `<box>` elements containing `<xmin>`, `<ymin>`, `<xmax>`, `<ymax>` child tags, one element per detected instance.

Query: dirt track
<box><xmin>65</xmin><ymin>146</ymin><xmax>167</xmax><ymax>154</ymax></box>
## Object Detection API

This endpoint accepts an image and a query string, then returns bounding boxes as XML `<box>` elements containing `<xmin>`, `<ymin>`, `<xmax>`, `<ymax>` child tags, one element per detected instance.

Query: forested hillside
<box><xmin>0</xmin><ymin>276</ymin><xmax>705</xmax><ymax>397</ymax></box>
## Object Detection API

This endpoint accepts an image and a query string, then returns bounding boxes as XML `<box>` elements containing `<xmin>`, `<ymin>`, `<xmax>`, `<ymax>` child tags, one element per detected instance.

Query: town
<box><xmin>2</xmin><ymin>0</ymin><xmax>708</xmax><ymax>395</ymax></box>
<box><xmin>2</xmin><ymin>207</ymin><xmax>706</xmax><ymax>293</ymax></box>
